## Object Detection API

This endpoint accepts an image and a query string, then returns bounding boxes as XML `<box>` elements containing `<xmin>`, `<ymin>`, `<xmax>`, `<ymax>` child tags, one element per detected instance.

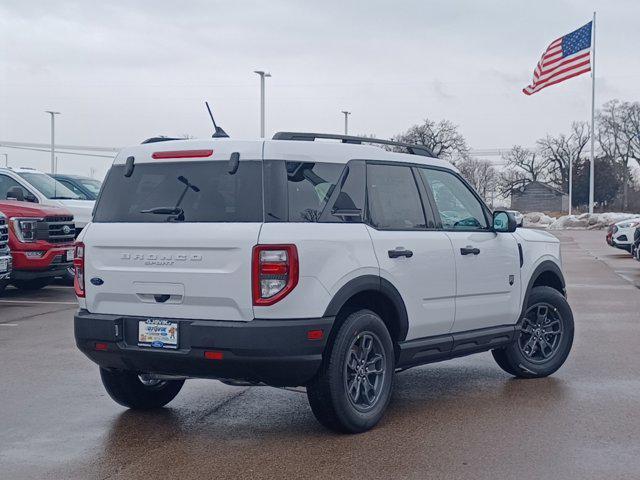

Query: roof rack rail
<box><xmin>272</xmin><ymin>132</ymin><xmax>434</xmax><ymax>157</ymax></box>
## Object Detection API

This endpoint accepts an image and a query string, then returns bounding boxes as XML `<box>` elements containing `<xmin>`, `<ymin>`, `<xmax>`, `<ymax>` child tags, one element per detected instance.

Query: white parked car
<box><xmin>0</xmin><ymin>167</ymin><xmax>94</xmax><ymax>234</ymax></box>
<box><xmin>74</xmin><ymin>133</ymin><xmax>574</xmax><ymax>433</ymax></box>
<box><xmin>606</xmin><ymin>218</ymin><xmax>640</xmax><ymax>253</ymax></box>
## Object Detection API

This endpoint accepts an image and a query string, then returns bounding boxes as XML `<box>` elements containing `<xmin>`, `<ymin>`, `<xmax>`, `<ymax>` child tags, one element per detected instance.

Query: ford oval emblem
<box><xmin>152</xmin><ymin>341</ymin><xmax>164</xmax><ymax>348</ymax></box>
<box><xmin>90</xmin><ymin>277</ymin><xmax>104</xmax><ymax>286</ymax></box>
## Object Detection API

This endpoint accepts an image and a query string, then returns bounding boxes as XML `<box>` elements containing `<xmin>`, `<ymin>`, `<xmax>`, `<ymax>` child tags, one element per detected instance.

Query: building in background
<box><xmin>510</xmin><ymin>181</ymin><xmax>568</xmax><ymax>213</ymax></box>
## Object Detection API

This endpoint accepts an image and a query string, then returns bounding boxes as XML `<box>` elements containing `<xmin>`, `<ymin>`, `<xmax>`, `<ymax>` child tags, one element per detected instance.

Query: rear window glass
<box><xmin>93</xmin><ymin>161</ymin><xmax>263</xmax><ymax>223</ymax></box>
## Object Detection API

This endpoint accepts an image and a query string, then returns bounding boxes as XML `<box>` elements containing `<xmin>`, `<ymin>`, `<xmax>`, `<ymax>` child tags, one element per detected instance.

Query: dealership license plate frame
<box><xmin>138</xmin><ymin>319</ymin><xmax>179</xmax><ymax>350</ymax></box>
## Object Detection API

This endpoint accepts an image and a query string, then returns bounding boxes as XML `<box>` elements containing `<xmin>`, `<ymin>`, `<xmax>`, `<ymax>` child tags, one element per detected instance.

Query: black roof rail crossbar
<box><xmin>272</xmin><ymin>132</ymin><xmax>434</xmax><ymax>157</ymax></box>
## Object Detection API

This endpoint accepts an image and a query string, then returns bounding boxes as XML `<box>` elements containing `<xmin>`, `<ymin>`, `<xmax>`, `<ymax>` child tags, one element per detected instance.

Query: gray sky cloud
<box><xmin>1</xmin><ymin>0</ymin><xmax>638</xmax><ymax>178</ymax></box>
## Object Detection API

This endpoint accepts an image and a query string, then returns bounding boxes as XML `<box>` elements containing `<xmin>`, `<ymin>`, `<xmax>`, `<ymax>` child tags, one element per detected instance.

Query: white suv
<box><xmin>0</xmin><ymin>167</ymin><xmax>94</xmax><ymax>233</ymax></box>
<box><xmin>74</xmin><ymin>133</ymin><xmax>574</xmax><ymax>433</ymax></box>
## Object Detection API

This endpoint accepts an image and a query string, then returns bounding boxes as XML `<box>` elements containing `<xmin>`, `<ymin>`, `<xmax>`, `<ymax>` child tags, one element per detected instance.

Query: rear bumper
<box><xmin>74</xmin><ymin>310</ymin><xmax>334</xmax><ymax>387</ymax></box>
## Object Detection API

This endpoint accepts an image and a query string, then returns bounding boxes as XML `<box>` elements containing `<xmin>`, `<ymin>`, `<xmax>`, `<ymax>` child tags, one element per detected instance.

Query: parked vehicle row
<box><xmin>0</xmin><ymin>168</ymin><xmax>100</xmax><ymax>293</ymax></box>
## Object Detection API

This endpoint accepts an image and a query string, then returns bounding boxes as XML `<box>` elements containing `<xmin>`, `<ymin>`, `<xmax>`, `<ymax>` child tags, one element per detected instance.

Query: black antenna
<box><xmin>205</xmin><ymin>101</ymin><xmax>229</xmax><ymax>138</ymax></box>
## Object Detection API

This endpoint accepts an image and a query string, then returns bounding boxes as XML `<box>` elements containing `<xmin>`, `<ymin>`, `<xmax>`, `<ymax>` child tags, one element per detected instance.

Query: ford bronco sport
<box><xmin>74</xmin><ymin>133</ymin><xmax>574</xmax><ymax>433</ymax></box>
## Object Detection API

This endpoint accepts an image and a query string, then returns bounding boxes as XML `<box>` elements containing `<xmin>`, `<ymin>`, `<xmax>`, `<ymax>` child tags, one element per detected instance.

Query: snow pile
<box><xmin>522</xmin><ymin>212</ymin><xmax>555</xmax><ymax>228</ymax></box>
<box><xmin>548</xmin><ymin>212</ymin><xmax>640</xmax><ymax>230</ymax></box>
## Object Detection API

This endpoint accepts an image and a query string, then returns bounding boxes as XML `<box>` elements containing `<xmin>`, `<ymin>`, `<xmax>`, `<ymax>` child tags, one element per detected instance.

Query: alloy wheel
<box><xmin>343</xmin><ymin>331</ymin><xmax>386</xmax><ymax>412</ymax></box>
<box><xmin>518</xmin><ymin>303</ymin><xmax>564</xmax><ymax>364</ymax></box>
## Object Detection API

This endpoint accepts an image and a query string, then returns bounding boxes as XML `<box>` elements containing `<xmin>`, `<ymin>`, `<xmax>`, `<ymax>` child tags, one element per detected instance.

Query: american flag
<box><xmin>523</xmin><ymin>22</ymin><xmax>592</xmax><ymax>95</ymax></box>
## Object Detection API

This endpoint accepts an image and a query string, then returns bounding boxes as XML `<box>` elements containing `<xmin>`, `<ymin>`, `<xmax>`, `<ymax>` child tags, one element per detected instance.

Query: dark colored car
<box><xmin>632</xmin><ymin>227</ymin><xmax>640</xmax><ymax>261</ymax></box>
<box><xmin>51</xmin><ymin>174</ymin><xmax>102</xmax><ymax>201</ymax></box>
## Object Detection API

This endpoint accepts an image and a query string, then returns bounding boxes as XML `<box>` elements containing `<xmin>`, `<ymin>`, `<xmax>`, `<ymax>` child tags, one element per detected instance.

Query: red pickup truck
<box><xmin>0</xmin><ymin>200</ymin><xmax>75</xmax><ymax>291</ymax></box>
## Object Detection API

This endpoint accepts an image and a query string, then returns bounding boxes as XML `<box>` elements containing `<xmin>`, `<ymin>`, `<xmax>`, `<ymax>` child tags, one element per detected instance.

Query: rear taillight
<box><xmin>252</xmin><ymin>245</ymin><xmax>298</xmax><ymax>306</ymax></box>
<box><xmin>74</xmin><ymin>242</ymin><xmax>85</xmax><ymax>298</ymax></box>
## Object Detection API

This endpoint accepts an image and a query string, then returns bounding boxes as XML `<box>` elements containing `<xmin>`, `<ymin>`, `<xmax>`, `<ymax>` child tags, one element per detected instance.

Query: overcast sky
<box><xmin>1</xmin><ymin>0</ymin><xmax>639</xmax><ymax>178</ymax></box>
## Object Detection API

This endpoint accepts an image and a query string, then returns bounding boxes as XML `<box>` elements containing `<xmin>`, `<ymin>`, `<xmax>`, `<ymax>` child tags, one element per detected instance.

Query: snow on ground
<box><xmin>522</xmin><ymin>212</ymin><xmax>555</xmax><ymax>228</ymax></box>
<box><xmin>523</xmin><ymin>211</ymin><xmax>640</xmax><ymax>230</ymax></box>
<box><xmin>548</xmin><ymin>212</ymin><xmax>640</xmax><ymax>230</ymax></box>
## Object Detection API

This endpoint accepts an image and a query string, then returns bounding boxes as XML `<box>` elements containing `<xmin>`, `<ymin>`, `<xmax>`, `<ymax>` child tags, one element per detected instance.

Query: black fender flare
<box><xmin>519</xmin><ymin>260</ymin><xmax>566</xmax><ymax>321</ymax></box>
<box><xmin>323</xmin><ymin>275</ymin><xmax>409</xmax><ymax>341</ymax></box>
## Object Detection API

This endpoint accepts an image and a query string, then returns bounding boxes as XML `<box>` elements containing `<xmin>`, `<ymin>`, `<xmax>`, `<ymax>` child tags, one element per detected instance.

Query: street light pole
<box><xmin>253</xmin><ymin>71</ymin><xmax>271</xmax><ymax>138</ymax></box>
<box><xmin>341</xmin><ymin>111</ymin><xmax>351</xmax><ymax>135</ymax></box>
<box><xmin>45</xmin><ymin>111</ymin><xmax>60</xmax><ymax>174</ymax></box>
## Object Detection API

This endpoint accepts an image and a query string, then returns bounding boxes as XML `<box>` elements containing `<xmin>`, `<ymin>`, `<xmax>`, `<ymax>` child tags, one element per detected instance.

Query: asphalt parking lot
<box><xmin>1</xmin><ymin>229</ymin><xmax>640</xmax><ymax>480</ymax></box>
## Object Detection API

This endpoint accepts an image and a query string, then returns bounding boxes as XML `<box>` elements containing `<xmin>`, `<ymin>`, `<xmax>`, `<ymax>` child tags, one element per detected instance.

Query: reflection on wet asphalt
<box><xmin>1</xmin><ymin>230</ymin><xmax>640</xmax><ymax>479</ymax></box>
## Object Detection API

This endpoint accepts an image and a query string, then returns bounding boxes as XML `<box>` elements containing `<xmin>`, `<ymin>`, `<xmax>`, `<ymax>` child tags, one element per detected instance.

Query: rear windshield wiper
<box><xmin>139</xmin><ymin>176</ymin><xmax>198</xmax><ymax>222</ymax></box>
<box><xmin>140</xmin><ymin>206</ymin><xmax>184</xmax><ymax>219</ymax></box>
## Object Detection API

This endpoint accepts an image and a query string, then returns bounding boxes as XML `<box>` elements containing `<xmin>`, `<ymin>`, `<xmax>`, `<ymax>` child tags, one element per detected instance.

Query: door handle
<box><xmin>460</xmin><ymin>246</ymin><xmax>480</xmax><ymax>255</ymax></box>
<box><xmin>388</xmin><ymin>248</ymin><xmax>414</xmax><ymax>259</ymax></box>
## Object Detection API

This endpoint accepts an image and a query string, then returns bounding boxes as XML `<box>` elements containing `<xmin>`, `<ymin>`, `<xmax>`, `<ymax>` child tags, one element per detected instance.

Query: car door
<box><xmin>417</xmin><ymin>167</ymin><xmax>521</xmax><ymax>332</ymax></box>
<box><xmin>365</xmin><ymin>162</ymin><xmax>456</xmax><ymax>340</ymax></box>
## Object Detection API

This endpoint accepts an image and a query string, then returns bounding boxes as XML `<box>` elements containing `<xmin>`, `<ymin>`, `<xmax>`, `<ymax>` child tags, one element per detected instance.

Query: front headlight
<box><xmin>11</xmin><ymin>218</ymin><xmax>41</xmax><ymax>243</ymax></box>
<box><xmin>618</xmin><ymin>221</ymin><xmax>640</xmax><ymax>229</ymax></box>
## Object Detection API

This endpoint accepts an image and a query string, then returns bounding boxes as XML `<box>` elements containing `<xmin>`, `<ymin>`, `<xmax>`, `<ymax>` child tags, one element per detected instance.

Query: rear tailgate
<box><xmin>83</xmin><ymin>223</ymin><xmax>260</xmax><ymax>321</ymax></box>
<box><xmin>83</xmin><ymin>140</ymin><xmax>264</xmax><ymax>321</ymax></box>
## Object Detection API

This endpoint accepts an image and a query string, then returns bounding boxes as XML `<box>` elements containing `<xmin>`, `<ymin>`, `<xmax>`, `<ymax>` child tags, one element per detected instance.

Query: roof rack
<box><xmin>272</xmin><ymin>132</ymin><xmax>434</xmax><ymax>157</ymax></box>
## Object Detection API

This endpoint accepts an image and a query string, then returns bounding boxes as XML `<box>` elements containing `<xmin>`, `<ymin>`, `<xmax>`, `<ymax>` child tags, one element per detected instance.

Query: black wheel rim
<box><xmin>343</xmin><ymin>331</ymin><xmax>386</xmax><ymax>412</ymax></box>
<box><xmin>518</xmin><ymin>303</ymin><xmax>564</xmax><ymax>364</ymax></box>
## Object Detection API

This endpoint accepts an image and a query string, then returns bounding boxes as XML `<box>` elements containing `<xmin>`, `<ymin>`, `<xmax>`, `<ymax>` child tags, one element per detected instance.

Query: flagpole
<box><xmin>568</xmin><ymin>158</ymin><xmax>572</xmax><ymax>215</ymax></box>
<box><xmin>588</xmin><ymin>11</ymin><xmax>596</xmax><ymax>214</ymax></box>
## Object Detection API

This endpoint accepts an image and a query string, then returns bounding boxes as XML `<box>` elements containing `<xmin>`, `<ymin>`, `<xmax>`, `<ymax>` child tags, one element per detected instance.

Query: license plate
<box><xmin>0</xmin><ymin>259</ymin><xmax>7</xmax><ymax>273</ymax></box>
<box><xmin>66</xmin><ymin>249</ymin><xmax>74</xmax><ymax>261</ymax></box>
<box><xmin>138</xmin><ymin>319</ymin><xmax>179</xmax><ymax>349</ymax></box>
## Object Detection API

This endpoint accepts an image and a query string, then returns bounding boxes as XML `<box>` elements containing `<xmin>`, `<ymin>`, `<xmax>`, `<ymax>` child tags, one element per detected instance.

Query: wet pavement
<box><xmin>1</xmin><ymin>230</ymin><xmax>639</xmax><ymax>479</ymax></box>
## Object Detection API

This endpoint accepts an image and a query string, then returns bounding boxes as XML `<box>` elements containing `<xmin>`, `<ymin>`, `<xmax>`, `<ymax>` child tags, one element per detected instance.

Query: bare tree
<box><xmin>457</xmin><ymin>155</ymin><xmax>498</xmax><ymax>205</ymax></box>
<box><xmin>536</xmin><ymin>121</ymin><xmax>589</xmax><ymax>192</ymax></box>
<box><xmin>627</xmin><ymin>102</ymin><xmax>640</xmax><ymax>157</ymax></box>
<box><xmin>498</xmin><ymin>146</ymin><xmax>551</xmax><ymax>196</ymax></box>
<box><xmin>597</xmin><ymin>100</ymin><xmax>640</xmax><ymax>210</ymax></box>
<box><xmin>391</xmin><ymin>118</ymin><xmax>469</xmax><ymax>162</ymax></box>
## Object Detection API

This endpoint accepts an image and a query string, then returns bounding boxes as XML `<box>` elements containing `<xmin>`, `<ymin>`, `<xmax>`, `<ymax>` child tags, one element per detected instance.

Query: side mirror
<box><xmin>493</xmin><ymin>210</ymin><xmax>517</xmax><ymax>233</ymax></box>
<box><xmin>6</xmin><ymin>186</ymin><xmax>25</xmax><ymax>202</ymax></box>
<box><xmin>25</xmin><ymin>193</ymin><xmax>37</xmax><ymax>203</ymax></box>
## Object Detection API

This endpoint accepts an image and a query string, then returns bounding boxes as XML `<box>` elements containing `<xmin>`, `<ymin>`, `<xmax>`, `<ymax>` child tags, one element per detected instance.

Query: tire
<box><xmin>100</xmin><ymin>368</ymin><xmax>185</xmax><ymax>409</ymax></box>
<box><xmin>306</xmin><ymin>309</ymin><xmax>395</xmax><ymax>433</ymax></box>
<box><xmin>492</xmin><ymin>286</ymin><xmax>574</xmax><ymax>378</ymax></box>
<box><xmin>12</xmin><ymin>278</ymin><xmax>52</xmax><ymax>290</ymax></box>
<box><xmin>60</xmin><ymin>266</ymin><xmax>75</xmax><ymax>285</ymax></box>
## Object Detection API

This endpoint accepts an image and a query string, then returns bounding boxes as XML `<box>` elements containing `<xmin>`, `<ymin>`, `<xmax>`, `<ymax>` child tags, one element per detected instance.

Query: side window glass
<box><xmin>419</xmin><ymin>169</ymin><xmax>488</xmax><ymax>230</ymax></box>
<box><xmin>0</xmin><ymin>175</ymin><xmax>27</xmax><ymax>200</ymax></box>
<box><xmin>59</xmin><ymin>180</ymin><xmax>87</xmax><ymax>199</ymax></box>
<box><xmin>367</xmin><ymin>164</ymin><xmax>426</xmax><ymax>230</ymax></box>
<box><xmin>322</xmin><ymin>160</ymin><xmax>366</xmax><ymax>223</ymax></box>
<box><xmin>286</xmin><ymin>162</ymin><xmax>344</xmax><ymax>222</ymax></box>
